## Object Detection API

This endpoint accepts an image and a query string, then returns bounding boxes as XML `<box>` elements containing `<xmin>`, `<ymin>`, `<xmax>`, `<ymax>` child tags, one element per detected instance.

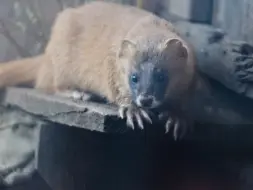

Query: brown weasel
<box><xmin>0</xmin><ymin>1</ymin><xmax>196</xmax><ymax>139</ymax></box>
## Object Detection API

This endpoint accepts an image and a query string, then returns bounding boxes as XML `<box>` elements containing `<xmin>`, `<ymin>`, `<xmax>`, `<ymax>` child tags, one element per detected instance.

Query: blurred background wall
<box><xmin>0</xmin><ymin>0</ymin><xmax>252</xmax><ymax>62</ymax></box>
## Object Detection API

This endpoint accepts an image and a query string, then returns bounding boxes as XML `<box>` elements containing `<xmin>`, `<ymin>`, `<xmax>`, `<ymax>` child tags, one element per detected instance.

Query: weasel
<box><xmin>0</xmin><ymin>1</ymin><xmax>196</xmax><ymax>139</ymax></box>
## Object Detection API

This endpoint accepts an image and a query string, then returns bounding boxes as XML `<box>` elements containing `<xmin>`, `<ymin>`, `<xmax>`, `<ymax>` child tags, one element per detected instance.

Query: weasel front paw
<box><xmin>159</xmin><ymin>112</ymin><xmax>191</xmax><ymax>140</ymax></box>
<box><xmin>118</xmin><ymin>104</ymin><xmax>152</xmax><ymax>130</ymax></box>
<box><xmin>55</xmin><ymin>90</ymin><xmax>92</xmax><ymax>101</ymax></box>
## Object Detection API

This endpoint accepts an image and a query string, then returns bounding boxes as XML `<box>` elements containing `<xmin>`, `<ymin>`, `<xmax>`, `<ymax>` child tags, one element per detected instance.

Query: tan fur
<box><xmin>0</xmin><ymin>55</ymin><xmax>43</xmax><ymax>88</ymax></box>
<box><xmin>0</xmin><ymin>1</ymin><xmax>196</xmax><ymax>108</ymax></box>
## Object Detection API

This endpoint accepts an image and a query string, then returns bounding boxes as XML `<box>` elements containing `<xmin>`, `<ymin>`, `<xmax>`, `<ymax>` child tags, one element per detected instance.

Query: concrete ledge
<box><xmin>1</xmin><ymin>86</ymin><xmax>253</xmax><ymax>144</ymax></box>
<box><xmin>0</xmin><ymin>87</ymin><xmax>127</xmax><ymax>133</ymax></box>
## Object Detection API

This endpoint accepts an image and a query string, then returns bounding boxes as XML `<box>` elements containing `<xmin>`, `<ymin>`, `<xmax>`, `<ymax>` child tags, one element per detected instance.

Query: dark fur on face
<box><xmin>118</xmin><ymin>36</ymin><xmax>188</xmax><ymax>109</ymax></box>
<box><xmin>129</xmin><ymin>61</ymin><xmax>169</xmax><ymax>108</ymax></box>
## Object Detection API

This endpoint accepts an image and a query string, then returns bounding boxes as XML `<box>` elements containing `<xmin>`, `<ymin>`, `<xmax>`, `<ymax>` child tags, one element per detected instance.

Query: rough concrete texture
<box><xmin>0</xmin><ymin>106</ymin><xmax>43</xmax><ymax>187</ymax></box>
<box><xmin>174</xmin><ymin>20</ymin><xmax>253</xmax><ymax>99</ymax></box>
<box><xmin>0</xmin><ymin>87</ymin><xmax>125</xmax><ymax>133</ymax></box>
<box><xmin>0</xmin><ymin>86</ymin><xmax>253</xmax><ymax>142</ymax></box>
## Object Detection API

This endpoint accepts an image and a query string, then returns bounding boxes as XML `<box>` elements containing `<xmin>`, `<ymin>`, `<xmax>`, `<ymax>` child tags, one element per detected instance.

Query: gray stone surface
<box><xmin>0</xmin><ymin>87</ymin><xmax>122</xmax><ymax>133</ymax></box>
<box><xmin>212</xmin><ymin>0</ymin><xmax>253</xmax><ymax>43</ymax></box>
<box><xmin>0</xmin><ymin>84</ymin><xmax>253</xmax><ymax>143</ymax></box>
<box><xmin>0</xmin><ymin>106</ymin><xmax>42</xmax><ymax>187</ymax></box>
<box><xmin>167</xmin><ymin>0</ymin><xmax>213</xmax><ymax>23</ymax></box>
<box><xmin>174</xmin><ymin>20</ymin><xmax>253</xmax><ymax>102</ymax></box>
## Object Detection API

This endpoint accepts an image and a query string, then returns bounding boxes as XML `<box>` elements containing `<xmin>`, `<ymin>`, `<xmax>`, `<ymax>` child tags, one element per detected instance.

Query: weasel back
<box><xmin>44</xmin><ymin>1</ymin><xmax>195</xmax><ymax>101</ymax></box>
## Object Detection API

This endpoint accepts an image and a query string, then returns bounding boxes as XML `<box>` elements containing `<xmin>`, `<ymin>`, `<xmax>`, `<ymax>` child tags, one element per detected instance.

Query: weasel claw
<box><xmin>173</xmin><ymin>120</ymin><xmax>180</xmax><ymax>140</ymax></box>
<box><xmin>161</xmin><ymin>112</ymin><xmax>190</xmax><ymax>140</ymax></box>
<box><xmin>126</xmin><ymin>108</ymin><xmax>135</xmax><ymax>129</ymax></box>
<box><xmin>119</xmin><ymin>107</ymin><xmax>126</xmax><ymax>119</ymax></box>
<box><xmin>165</xmin><ymin>118</ymin><xmax>173</xmax><ymax>133</ymax></box>
<box><xmin>140</xmin><ymin>109</ymin><xmax>152</xmax><ymax>124</ymax></box>
<box><xmin>135</xmin><ymin>113</ymin><xmax>144</xmax><ymax>129</ymax></box>
<box><xmin>118</xmin><ymin>104</ymin><xmax>151</xmax><ymax>130</ymax></box>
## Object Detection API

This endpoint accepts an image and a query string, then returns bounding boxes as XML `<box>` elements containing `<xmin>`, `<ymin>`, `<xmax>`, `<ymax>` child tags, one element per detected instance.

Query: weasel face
<box><xmin>119</xmin><ymin>38</ymin><xmax>189</xmax><ymax>109</ymax></box>
<box><xmin>129</xmin><ymin>62</ymin><xmax>169</xmax><ymax>109</ymax></box>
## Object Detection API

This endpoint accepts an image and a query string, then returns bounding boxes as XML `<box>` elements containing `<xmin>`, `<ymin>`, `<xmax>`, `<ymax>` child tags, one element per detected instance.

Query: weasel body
<box><xmin>0</xmin><ymin>1</ymin><xmax>196</xmax><ymax>137</ymax></box>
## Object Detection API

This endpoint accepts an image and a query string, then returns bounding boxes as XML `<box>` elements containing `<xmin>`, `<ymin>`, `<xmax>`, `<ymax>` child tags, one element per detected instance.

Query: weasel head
<box><xmin>118</xmin><ymin>37</ymin><xmax>191</xmax><ymax>109</ymax></box>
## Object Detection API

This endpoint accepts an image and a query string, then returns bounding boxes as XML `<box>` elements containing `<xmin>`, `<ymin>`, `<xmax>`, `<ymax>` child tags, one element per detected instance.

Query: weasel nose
<box><xmin>139</xmin><ymin>96</ymin><xmax>153</xmax><ymax>108</ymax></box>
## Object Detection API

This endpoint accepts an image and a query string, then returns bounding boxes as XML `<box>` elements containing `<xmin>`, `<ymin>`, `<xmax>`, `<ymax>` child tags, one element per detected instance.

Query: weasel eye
<box><xmin>131</xmin><ymin>74</ymin><xmax>139</xmax><ymax>83</ymax></box>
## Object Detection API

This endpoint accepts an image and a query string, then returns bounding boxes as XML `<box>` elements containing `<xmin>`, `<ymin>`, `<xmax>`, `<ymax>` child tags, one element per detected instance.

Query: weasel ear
<box><xmin>164</xmin><ymin>38</ymin><xmax>188</xmax><ymax>59</ymax></box>
<box><xmin>118</xmin><ymin>40</ymin><xmax>136</xmax><ymax>58</ymax></box>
